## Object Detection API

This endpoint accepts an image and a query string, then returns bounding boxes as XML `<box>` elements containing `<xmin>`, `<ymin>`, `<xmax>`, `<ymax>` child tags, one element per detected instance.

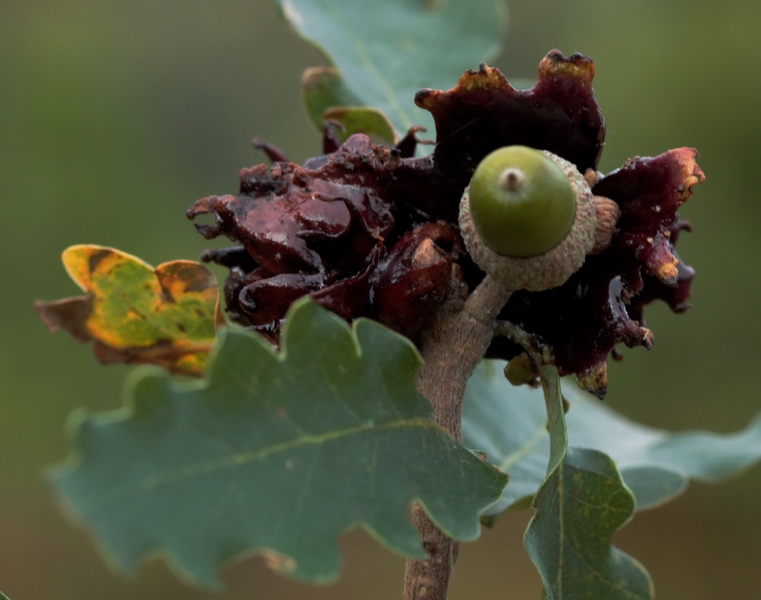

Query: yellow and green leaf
<box><xmin>36</xmin><ymin>245</ymin><xmax>221</xmax><ymax>376</ymax></box>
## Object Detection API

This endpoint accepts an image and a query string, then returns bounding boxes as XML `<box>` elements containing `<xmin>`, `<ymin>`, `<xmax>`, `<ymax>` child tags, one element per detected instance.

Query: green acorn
<box><xmin>469</xmin><ymin>146</ymin><xmax>577</xmax><ymax>258</ymax></box>
<box><xmin>459</xmin><ymin>146</ymin><xmax>599</xmax><ymax>292</ymax></box>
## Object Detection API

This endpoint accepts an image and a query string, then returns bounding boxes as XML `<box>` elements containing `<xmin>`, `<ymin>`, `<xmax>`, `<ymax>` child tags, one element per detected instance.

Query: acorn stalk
<box><xmin>405</xmin><ymin>145</ymin><xmax>619</xmax><ymax>600</ymax></box>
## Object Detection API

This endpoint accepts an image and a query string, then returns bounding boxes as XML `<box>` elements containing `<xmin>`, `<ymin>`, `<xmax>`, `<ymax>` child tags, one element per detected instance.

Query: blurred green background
<box><xmin>1</xmin><ymin>0</ymin><xmax>759</xmax><ymax>598</ymax></box>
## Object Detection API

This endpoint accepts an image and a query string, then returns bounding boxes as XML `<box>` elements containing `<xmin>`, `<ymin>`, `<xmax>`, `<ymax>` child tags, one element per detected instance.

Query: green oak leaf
<box><xmin>281</xmin><ymin>0</ymin><xmax>505</xmax><ymax>136</ymax></box>
<box><xmin>524</xmin><ymin>365</ymin><xmax>654</xmax><ymax>599</ymax></box>
<box><xmin>51</xmin><ymin>299</ymin><xmax>507</xmax><ymax>588</ymax></box>
<box><xmin>463</xmin><ymin>361</ymin><xmax>761</xmax><ymax>516</ymax></box>
<box><xmin>323</xmin><ymin>106</ymin><xmax>397</xmax><ymax>146</ymax></box>
<box><xmin>301</xmin><ymin>66</ymin><xmax>361</xmax><ymax>131</ymax></box>
<box><xmin>302</xmin><ymin>69</ymin><xmax>396</xmax><ymax>144</ymax></box>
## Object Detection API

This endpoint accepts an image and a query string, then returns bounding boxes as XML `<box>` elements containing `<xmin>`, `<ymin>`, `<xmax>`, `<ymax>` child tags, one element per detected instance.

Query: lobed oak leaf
<box><xmin>51</xmin><ymin>299</ymin><xmax>507</xmax><ymax>587</ymax></box>
<box><xmin>523</xmin><ymin>366</ymin><xmax>654</xmax><ymax>599</ymax></box>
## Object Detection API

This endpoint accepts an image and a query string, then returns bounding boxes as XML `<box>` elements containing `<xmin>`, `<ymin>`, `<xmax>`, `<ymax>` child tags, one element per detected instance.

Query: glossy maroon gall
<box><xmin>188</xmin><ymin>50</ymin><xmax>704</xmax><ymax>397</ymax></box>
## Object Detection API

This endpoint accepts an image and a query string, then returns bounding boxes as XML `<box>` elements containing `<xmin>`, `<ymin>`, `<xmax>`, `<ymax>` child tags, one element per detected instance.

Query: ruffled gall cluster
<box><xmin>189</xmin><ymin>50</ymin><xmax>704</xmax><ymax>397</ymax></box>
<box><xmin>188</xmin><ymin>136</ymin><xmax>463</xmax><ymax>343</ymax></box>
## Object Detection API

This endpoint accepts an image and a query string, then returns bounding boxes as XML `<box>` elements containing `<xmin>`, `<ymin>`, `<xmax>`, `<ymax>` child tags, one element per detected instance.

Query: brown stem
<box><xmin>403</xmin><ymin>274</ymin><xmax>512</xmax><ymax>600</ymax></box>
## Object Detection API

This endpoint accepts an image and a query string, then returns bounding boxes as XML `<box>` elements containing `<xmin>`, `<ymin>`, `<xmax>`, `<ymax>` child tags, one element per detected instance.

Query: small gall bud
<box><xmin>504</xmin><ymin>353</ymin><xmax>539</xmax><ymax>386</ymax></box>
<box><xmin>591</xmin><ymin>196</ymin><xmax>621</xmax><ymax>254</ymax></box>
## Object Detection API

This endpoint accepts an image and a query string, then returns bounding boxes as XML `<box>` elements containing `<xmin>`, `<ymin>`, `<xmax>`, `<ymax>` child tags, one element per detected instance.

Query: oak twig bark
<box><xmin>403</xmin><ymin>274</ymin><xmax>512</xmax><ymax>600</ymax></box>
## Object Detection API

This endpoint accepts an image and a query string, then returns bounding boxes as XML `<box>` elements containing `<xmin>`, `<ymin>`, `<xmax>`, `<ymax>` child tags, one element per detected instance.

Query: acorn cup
<box><xmin>459</xmin><ymin>145</ymin><xmax>615</xmax><ymax>293</ymax></box>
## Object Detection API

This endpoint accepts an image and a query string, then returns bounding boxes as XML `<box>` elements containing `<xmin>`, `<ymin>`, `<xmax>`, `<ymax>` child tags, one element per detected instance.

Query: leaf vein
<box><xmin>498</xmin><ymin>425</ymin><xmax>547</xmax><ymax>472</ymax></box>
<box><xmin>127</xmin><ymin>418</ymin><xmax>438</xmax><ymax>496</ymax></box>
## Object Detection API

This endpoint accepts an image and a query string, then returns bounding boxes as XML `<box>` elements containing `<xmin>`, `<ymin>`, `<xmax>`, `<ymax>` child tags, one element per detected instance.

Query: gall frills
<box><xmin>188</xmin><ymin>50</ymin><xmax>704</xmax><ymax>398</ymax></box>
